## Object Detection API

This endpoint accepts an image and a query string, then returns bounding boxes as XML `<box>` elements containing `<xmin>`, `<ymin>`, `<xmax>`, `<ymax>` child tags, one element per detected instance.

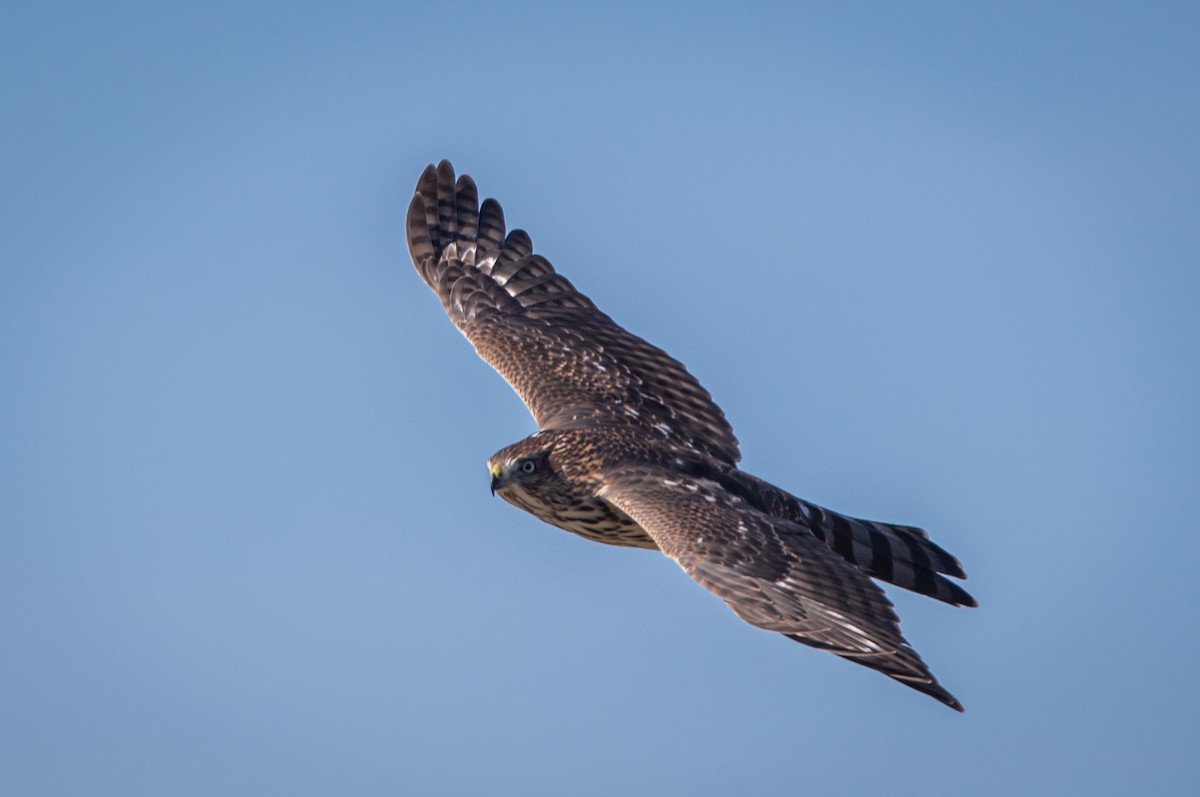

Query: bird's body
<box><xmin>407</xmin><ymin>161</ymin><xmax>975</xmax><ymax>710</ymax></box>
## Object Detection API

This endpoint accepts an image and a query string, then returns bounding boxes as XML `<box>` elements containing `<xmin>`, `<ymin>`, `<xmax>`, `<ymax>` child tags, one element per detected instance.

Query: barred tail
<box><xmin>718</xmin><ymin>470</ymin><xmax>975</xmax><ymax>607</ymax></box>
<box><xmin>799</xmin><ymin>501</ymin><xmax>976</xmax><ymax>607</ymax></box>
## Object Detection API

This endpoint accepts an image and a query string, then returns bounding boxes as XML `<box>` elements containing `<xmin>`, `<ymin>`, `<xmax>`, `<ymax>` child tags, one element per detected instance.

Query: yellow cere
<box><xmin>490</xmin><ymin>463</ymin><xmax>503</xmax><ymax>478</ymax></box>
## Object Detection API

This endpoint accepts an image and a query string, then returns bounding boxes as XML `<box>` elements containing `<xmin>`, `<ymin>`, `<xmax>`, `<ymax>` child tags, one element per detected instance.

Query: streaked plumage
<box><xmin>407</xmin><ymin>161</ymin><xmax>975</xmax><ymax>710</ymax></box>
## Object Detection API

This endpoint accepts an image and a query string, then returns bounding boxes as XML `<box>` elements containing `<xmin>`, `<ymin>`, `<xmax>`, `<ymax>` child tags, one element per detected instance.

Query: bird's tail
<box><xmin>719</xmin><ymin>470</ymin><xmax>975</xmax><ymax>607</ymax></box>
<box><xmin>798</xmin><ymin>502</ymin><xmax>976</xmax><ymax>607</ymax></box>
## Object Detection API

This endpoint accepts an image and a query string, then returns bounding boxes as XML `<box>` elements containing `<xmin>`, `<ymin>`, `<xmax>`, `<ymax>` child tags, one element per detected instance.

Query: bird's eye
<box><xmin>520</xmin><ymin>459</ymin><xmax>537</xmax><ymax>474</ymax></box>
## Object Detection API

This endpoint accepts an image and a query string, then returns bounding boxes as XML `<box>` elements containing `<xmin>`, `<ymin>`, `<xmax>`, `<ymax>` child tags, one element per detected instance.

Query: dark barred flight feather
<box><xmin>406</xmin><ymin>160</ymin><xmax>976</xmax><ymax>711</ymax></box>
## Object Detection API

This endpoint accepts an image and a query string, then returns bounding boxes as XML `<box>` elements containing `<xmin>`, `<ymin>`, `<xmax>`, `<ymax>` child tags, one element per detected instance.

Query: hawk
<box><xmin>406</xmin><ymin>161</ymin><xmax>976</xmax><ymax>710</ymax></box>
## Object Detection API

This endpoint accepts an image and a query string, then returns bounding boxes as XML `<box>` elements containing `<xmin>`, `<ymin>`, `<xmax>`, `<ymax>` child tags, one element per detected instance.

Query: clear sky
<box><xmin>3</xmin><ymin>1</ymin><xmax>1198</xmax><ymax>795</ymax></box>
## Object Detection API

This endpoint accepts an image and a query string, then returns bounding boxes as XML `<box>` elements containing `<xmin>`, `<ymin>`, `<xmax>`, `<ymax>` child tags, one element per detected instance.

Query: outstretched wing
<box><xmin>406</xmin><ymin>161</ymin><xmax>740</xmax><ymax>465</ymax></box>
<box><xmin>599</xmin><ymin>466</ymin><xmax>964</xmax><ymax>710</ymax></box>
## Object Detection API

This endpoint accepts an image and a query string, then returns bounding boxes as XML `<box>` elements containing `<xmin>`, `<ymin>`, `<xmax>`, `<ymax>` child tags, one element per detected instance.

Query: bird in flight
<box><xmin>406</xmin><ymin>161</ymin><xmax>975</xmax><ymax>710</ymax></box>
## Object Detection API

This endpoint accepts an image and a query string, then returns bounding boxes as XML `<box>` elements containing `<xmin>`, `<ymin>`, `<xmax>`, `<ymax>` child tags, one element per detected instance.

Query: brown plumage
<box><xmin>407</xmin><ymin>161</ymin><xmax>976</xmax><ymax>710</ymax></box>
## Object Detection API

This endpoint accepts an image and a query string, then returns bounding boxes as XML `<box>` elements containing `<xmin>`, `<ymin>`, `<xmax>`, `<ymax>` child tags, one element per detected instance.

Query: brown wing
<box><xmin>406</xmin><ymin>161</ymin><xmax>740</xmax><ymax>465</ymax></box>
<box><xmin>599</xmin><ymin>466</ymin><xmax>964</xmax><ymax>710</ymax></box>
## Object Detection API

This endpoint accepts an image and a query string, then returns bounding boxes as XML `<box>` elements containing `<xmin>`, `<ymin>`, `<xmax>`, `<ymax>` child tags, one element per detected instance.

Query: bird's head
<box><xmin>487</xmin><ymin>434</ymin><xmax>558</xmax><ymax>497</ymax></box>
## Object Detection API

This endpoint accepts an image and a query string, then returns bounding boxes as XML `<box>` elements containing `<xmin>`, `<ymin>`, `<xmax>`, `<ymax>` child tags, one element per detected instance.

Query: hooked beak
<box><xmin>489</xmin><ymin>463</ymin><xmax>503</xmax><ymax>495</ymax></box>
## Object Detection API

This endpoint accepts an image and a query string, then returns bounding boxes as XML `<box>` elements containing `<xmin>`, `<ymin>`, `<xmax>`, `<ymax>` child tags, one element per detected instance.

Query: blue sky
<box><xmin>2</xmin><ymin>1</ymin><xmax>1198</xmax><ymax>794</ymax></box>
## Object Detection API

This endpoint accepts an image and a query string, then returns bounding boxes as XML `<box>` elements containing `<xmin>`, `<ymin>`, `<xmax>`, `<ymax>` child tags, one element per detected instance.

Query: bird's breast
<box><xmin>500</xmin><ymin>486</ymin><xmax>657</xmax><ymax>550</ymax></box>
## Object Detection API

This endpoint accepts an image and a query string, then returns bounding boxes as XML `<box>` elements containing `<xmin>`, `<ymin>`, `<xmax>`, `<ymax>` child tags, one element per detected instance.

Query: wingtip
<box><xmin>418</xmin><ymin>161</ymin><xmax>437</xmax><ymax>185</ymax></box>
<box><xmin>909</xmin><ymin>677</ymin><xmax>965</xmax><ymax>712</ymax></box>
<box><xmin>414</xmin><ymin>162</ymin><xmax>439</xmax><ymax>204</ymax></box>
